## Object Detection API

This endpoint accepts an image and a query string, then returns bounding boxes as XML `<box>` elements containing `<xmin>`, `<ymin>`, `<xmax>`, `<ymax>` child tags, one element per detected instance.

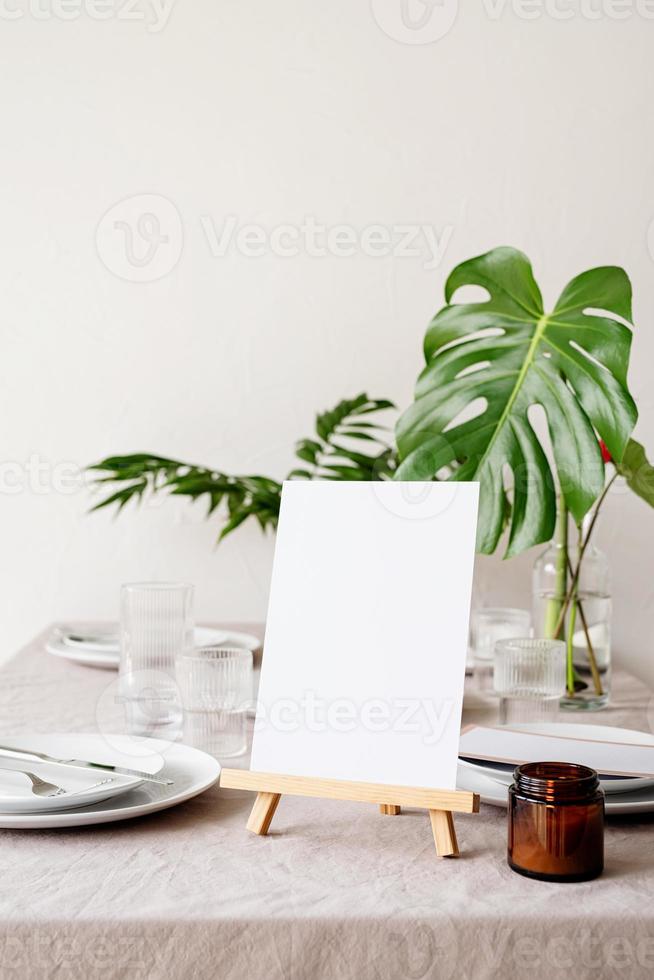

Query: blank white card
<box><xmin>251</xmin><ymin>481</ymin><xmax>479</xmax><ymax>790</ymax></box>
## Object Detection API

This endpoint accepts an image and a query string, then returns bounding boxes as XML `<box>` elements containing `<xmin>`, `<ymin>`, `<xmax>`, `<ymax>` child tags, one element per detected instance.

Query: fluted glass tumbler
<box><xmin>177</xmin><ymin>646</ymin><xmax>252</xmax><ymax>759</ymax></box>
<box><xmin>494</xmin><ymin>638</ymin><xmax>566</xmax><ymax>724</ymax></box>
<box><xmin>119</xmin><ymin>582</ymin><xmax>193</xmax><ymax>737</ymax></box>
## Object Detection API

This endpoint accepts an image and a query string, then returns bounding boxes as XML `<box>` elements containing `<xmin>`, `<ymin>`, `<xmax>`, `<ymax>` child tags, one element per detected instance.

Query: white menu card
<box><xmin>250</xmin><ymin>481</ymin><xmax>479</xmax><ymax>790</ymax></box>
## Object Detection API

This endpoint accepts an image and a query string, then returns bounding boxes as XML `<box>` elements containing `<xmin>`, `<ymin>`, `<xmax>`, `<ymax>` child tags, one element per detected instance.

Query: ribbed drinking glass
<box><xmin>177</xmin><ymin>646</ymin><xmax>252</xmax><ymax>758</ymax></box>
<box><xmin>119</xmin><ymin>582</ymin><xmax>193</xmax><ymax>737</ymax></box>
<box><xmin>494</xmin><ymin>638</ymin><xmax>567</xmax><ymax>724</ymax></box>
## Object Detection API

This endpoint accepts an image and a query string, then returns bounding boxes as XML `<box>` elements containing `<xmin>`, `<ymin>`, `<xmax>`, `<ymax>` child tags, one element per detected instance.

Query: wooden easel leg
<box><xmin>246</xmin><ymin>792</ymin><xmax>281</xmax><ymax>835</ymax></box>
<box><xmin>429</xmin><ymin>809</ymin><xmax>459</xmax><ymax>857</ymax></box>
<box><xmin>379</xmin><ymin>804</ymin><xmax>401</xmax><ymax>815</ymax></box>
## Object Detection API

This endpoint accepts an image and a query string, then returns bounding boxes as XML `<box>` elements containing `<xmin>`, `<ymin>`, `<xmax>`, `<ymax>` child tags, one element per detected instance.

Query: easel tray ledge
<box><xmin>220</xmin><ymin>769</ymin><xmax>480</xmax><ymax>813</ymax></box>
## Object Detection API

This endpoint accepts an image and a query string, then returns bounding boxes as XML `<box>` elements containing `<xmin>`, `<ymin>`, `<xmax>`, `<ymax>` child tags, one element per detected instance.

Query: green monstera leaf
<box><xmin>616</xmin><ymin>438</ymin><xmax>654</xmax><ymax>508</ymax></box>
<box><xmin>396</xmin><ymin>247</ymin><xmax>638</xmax><ymax>556</ymax></box>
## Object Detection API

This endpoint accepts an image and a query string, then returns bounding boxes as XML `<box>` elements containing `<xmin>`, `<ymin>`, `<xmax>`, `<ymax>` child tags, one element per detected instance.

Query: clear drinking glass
<box><xmin>177</xmin><ymin>646</ymin><xmax>253</xmax><ymax>759</ymax></box>
<box><xmin>494</xmin><ymin>638</ymin><xmax>567</xmax><ymax>724</ymax></box>
<box><xmin>470</xmin><ymin>607</ymin><xmax>532</xmax><ymax>689</ymax></box>
<box><xmin>119</xmin><ymin>582</ymin><xmax>193</xmax><ymax>737</ymax></box>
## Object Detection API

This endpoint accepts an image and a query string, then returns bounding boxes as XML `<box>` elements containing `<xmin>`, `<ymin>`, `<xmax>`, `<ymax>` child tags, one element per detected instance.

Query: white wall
<box><xmin>2</xmin><ymin>0</ymin><xmax>654</xmax><ymax>684</ymax></box>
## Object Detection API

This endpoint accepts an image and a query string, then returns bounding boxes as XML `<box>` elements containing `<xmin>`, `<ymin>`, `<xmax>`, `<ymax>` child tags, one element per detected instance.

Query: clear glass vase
<box><xmin>532</xmin><ymin>510</ymin><xmax>611</xmax><ymax>710</ymax></box>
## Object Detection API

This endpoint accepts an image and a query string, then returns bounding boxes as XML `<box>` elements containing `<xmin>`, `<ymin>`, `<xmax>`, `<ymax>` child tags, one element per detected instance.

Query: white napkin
<box><xmin>459</xmin><ymin>725</ymin><xmax>654</xmax><ymax>778</ymax></box>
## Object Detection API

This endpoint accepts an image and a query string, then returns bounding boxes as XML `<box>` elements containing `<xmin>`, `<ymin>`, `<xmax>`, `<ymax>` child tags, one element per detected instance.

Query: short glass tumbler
<box><xmin>119</xmin><ymin>582</ymin><xmax>193</xmax><ymax>737</ymax></box>
<box><xmin>494</xmin><ymin>638</ymin><xmax>566</xmax><ymax>724</ymax></box>
<box><xmin>470</xmin><ymin>607</ymin><xmax>531</xmax><ymax>689</ymax></box>
<box><xmin>177</xmin><ymin>646</ymin><xmax>253</xmax><ymax>759</ymax></box>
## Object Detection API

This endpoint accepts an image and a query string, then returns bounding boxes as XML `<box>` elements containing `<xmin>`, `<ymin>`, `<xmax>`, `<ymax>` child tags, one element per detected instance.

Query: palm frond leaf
<box><xmin>88</xmin><ymin>394</ymin><xmax>396</xmax><ymax>542</ymax></box>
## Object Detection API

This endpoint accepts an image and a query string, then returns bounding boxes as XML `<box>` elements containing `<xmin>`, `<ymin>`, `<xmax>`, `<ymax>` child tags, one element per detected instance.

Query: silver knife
<box><xmin>0</xmin><ymin>746</ymin><xmax>173</xmax><ymax>786</ymax></box>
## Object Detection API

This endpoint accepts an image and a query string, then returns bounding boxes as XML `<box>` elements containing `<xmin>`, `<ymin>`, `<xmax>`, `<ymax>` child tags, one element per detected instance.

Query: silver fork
<box><xmin>1</xmin><ymin>769</ymin><xmax>67</xmax><ymax>798</ymax></box>
<box><xmin>0</xmin><ymin>764</ymin><xmax>116</xmax><ymax>799</ymax></box>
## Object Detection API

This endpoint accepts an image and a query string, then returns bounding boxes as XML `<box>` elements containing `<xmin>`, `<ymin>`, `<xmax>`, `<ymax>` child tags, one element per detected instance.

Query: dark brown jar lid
<box><xmin>513</xmin><ymin>761</ymin><xmax>601</xmax><ymax>803</ymax></box>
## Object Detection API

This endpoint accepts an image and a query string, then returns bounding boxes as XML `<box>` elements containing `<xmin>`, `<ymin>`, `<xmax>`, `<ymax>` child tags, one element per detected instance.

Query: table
<box><xmin>2</xmin><ymin>625</ymin><xmax>654</xmax><ymax>980</ymax></box>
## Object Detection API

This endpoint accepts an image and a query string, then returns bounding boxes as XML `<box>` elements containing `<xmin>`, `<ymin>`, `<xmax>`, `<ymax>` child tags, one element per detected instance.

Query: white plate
<box><xmin>195</xmin><ymin>628</ymin><xmax>260</xmax><ymax>652</ymax></box>
<box><xmin>59</xmin><ymin>625</ymin><xmax>232</xmax><ymax>655</ymax></box>
<box><xmin>47</xmin><ymin>626</ymin><xmax>261</xmax><ymax>669</ymax></box>
<box><xmin>0</xmin><ymin>734</ymin><xmax>220</xmax><ymax>828</ymax></box>
<box><xmin>59</xmin><ymin>624</ymin><xmax>120</xmax><ymax>652</ymax></box>
<box><xmin>46</xmin><ymin>639</ymin><xmax>119</xmax><ymax>669</ymax></box>
<box><xmin>458</xmin><ymin>757</ymin><xmax>654</xmax><ymax>796</ymax></box>
<box><xmin>459</xmin><ymin>722</ymin><xmax>654</xmax><ymax>795</ymax></box>
<box><xmin>0</xmin><ymin>762</ymin><xmax>144</xmax><ymax>813</ymax></box>
<box><xmin>457</xmin><ymin>754</ymin><xmax>654</xmax><ymax>816</ymax></box>
<box><xmin>456</xmin><ymin>762</ymin><xmax>654</xmax><ymax>814</ymax></box>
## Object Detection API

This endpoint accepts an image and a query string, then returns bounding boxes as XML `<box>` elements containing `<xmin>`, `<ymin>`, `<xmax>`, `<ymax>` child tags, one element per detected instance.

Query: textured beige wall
<box><xmin>1</xmin><ymin>1</ymin><xmax>653</xmax><ymax>685</ymax></box>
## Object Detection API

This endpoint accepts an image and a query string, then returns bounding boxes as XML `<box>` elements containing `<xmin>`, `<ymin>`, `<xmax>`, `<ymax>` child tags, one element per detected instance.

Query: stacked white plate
<box><xmin>46</xmin><ymin>625</ymin><xmax>260</xmax><ymax>670</ymax></box>
<box><xmin>0</xmin><ymin>733</ymin><xmax>220</xmax><ymax>828</ymax></box>
<box><xmin>456</xmin><ymin>722</ymin><xmax>654</xmax><ymax>815</ymax></box>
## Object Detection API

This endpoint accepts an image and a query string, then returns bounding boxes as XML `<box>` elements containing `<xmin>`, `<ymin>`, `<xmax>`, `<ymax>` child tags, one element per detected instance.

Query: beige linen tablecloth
<box><xmin>1</xmin><ymin>626</ymin><xmax>654</xmax><ymax>980</ymax></box>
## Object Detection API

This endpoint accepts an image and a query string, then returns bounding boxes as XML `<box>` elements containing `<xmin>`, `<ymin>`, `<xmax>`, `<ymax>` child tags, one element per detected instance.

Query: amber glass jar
<box><xmin>508</xmin><ymin>762</ymin><xmax>604</xmax><ymax>882</ymax></box>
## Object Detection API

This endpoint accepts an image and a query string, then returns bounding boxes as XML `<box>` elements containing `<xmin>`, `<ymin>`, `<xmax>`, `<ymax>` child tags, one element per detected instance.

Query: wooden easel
<box><xmin>220</xmin><ymin>769</ymin><xmax>480</xmax><ymax>857</ymax></box>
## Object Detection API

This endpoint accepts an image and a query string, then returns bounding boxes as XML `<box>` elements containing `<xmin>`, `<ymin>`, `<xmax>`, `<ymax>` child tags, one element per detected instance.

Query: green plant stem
<box><xmin>565</xmin><ymin>553</ymin><xmax>603</xmax><ymax>697</ymax></box>
<box><xmin>565</xmin><ymin>593</ymin><xmax>578</xmax><ymax>697</ymax></box>
<box><xmin>543</xmin><ymin>497</ymin><xmax>568</xmax><ymax>639</ymax></box>
<box><xmin>553</xmin><ymin>473</ymin><xmax>617</xmax><ymax>639</ymax></box>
